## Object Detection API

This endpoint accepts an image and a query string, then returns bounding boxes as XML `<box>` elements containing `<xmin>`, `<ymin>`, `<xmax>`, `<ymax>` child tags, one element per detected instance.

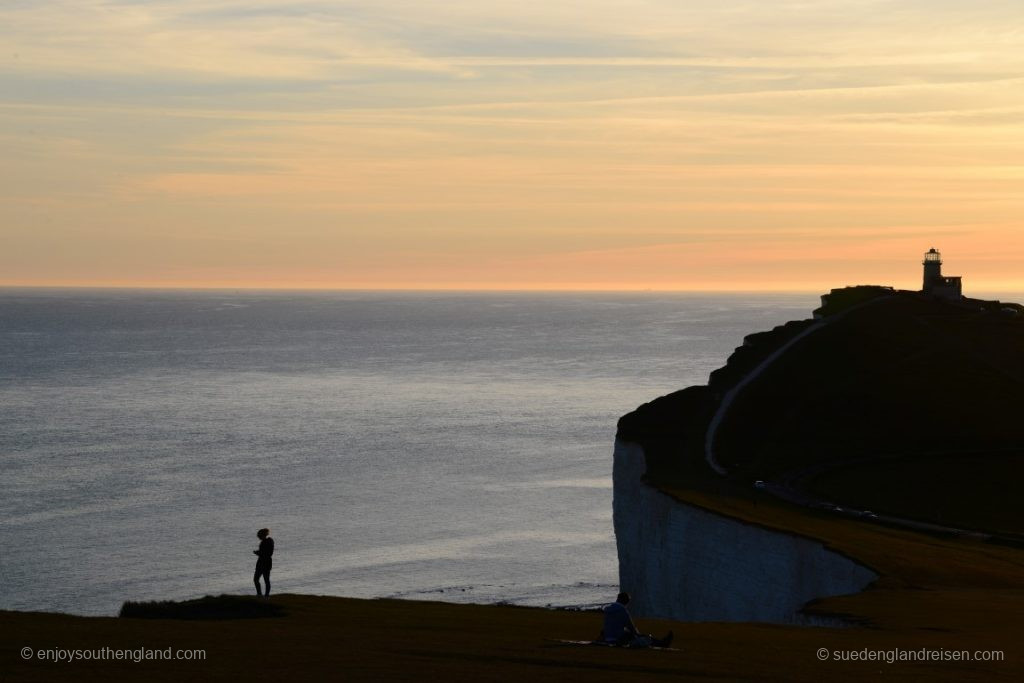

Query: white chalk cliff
<box><xmin>613</xmin><ymin>439</ymin><xmax>877</xmax><ymax>623</ymax></box>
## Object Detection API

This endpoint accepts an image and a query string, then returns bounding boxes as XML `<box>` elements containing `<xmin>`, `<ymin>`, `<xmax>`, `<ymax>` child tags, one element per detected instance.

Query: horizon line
<box><xmin>5</xmin><ymin>284</ymin><xmax>1024</xmax><ymax>297</ymax></box>
<box><xmin>0</xmin><ymin>283</ymin><xmax>826</xmax><ymax>295</ymax></box>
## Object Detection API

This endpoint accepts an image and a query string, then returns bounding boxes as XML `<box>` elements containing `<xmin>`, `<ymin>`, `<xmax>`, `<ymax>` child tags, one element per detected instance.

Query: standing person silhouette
<box><xmin>253</xmin><ymin>528</ymin><xmax>274</xmax><ymax>596</ymax></box>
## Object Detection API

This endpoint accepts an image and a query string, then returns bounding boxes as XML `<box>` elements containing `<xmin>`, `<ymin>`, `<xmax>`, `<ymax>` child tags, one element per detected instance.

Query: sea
<box><xmin>0</xmin><ymin>289</ymin><xmax>817</xmax><ymax>616</ymax></box>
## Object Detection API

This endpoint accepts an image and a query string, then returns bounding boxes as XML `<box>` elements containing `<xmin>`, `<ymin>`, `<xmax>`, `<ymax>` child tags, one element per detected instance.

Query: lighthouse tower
<box><xmin>922</xmin><ymin>248</ymin><xmax>943</xmax><ymax>290</ymax></box>
<box><xmin>921</xmin><ymin>248</ymin><xmax>962</xmax><ymax>300</ymax></box>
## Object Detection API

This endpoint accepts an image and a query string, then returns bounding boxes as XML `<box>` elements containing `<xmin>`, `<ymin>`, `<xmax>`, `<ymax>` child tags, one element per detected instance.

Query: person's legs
<box><xmin>262</xmin><ymin>569</ymin><xmax>271</xmax><ymax>596</ymax></box>
<box><xmin>621</xmin><ymin>631</ymin><xmax>673</xmax><ymax>648</ymax></box>
<box><xmin>254</xmin><ymin>567</ymin><xmax>263</xmax><ymax>596</ymax></box>
<box><xmin>652</xmin><ymin>631</ymin><xmax>674</xmax><ymax>648</ymax></box>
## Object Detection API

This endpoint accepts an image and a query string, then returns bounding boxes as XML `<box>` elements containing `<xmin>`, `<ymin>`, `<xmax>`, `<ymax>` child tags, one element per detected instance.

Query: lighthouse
<box><xmin>922</xmin><ymin>248</ymin><xmax>943</xmax><ymax>290</ymax></box>
<box><xmin>921</xmin><ymin>248</ymin><xmax>962</xmax><ymax>300</ymax></box>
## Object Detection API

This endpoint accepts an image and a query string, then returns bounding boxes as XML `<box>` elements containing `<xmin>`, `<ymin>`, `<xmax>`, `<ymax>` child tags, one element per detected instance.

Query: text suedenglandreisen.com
<box><xmin>817</xmin><ymin>647</ymin><xmax>1004</xmax><ymax>664</ymax></box>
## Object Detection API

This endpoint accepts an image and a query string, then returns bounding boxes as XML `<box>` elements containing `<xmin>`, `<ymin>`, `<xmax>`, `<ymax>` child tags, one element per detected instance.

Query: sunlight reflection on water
<box><xmin>0</xmin><ymin>290</ymin><xmax>815</xmax><ymax>615</ymax></box>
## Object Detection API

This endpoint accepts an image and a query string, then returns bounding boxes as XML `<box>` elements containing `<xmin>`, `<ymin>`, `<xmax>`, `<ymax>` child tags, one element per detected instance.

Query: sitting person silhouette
<box><xmin>601</xmin><ymin>592</ymin><xmax>673</xmax><ymax>648</ymax></box>
<box><xmin>253</xmin><ymin>528</ymin><xmax>274</xmax><ymax>596</ymax></box>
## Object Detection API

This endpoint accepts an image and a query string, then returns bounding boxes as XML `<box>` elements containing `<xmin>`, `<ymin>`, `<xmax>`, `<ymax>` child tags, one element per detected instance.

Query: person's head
<box><xmin>257</xmin><ymin>528</ymin><xmax>270</xmax><ymax>540</ymax></box>
<box><xmin>616</xmin><ymin>592</ymin><xmax>631</xmax><ymax>605</ymax></box>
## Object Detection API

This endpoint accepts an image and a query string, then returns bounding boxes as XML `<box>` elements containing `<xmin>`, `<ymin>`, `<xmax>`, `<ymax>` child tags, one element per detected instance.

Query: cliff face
<box><xmin>613</xmin><ymin>439</ymin><xmax>877</xmax><ymax>623</ymax></box>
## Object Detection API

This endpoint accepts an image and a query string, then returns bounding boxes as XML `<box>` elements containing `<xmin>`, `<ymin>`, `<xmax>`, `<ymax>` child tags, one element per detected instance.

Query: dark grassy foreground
<box><xmin>3</xmin><ymin>580</ymin><xmax>1021</xmax><ymax>682</ymax></box>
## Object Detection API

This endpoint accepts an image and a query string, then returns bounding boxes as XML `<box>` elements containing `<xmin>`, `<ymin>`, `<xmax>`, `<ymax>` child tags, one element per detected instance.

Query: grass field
<box><xmin>2</xmin><ymin>588</ymin><xmax>1020</xmax><ymax>682</ymax></box>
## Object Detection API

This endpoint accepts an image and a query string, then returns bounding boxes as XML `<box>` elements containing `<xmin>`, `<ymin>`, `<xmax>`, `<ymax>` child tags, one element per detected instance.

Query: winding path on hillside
<box><xmin>703</xmin><ymin>294</ymin><xmax>894</xmax><ymax>475</ymax></box>
<box><xmin>703</xmin><ymin>319</ymin><xmax>826</xmax><ymax>474</ymax></box>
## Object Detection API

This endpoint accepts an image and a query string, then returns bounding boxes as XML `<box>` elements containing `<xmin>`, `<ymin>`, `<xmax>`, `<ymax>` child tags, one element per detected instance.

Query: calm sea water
<box><xmin>0</xmin><ymin>290</ymin><xmax>816</xmax><ymax>616</ymax></box>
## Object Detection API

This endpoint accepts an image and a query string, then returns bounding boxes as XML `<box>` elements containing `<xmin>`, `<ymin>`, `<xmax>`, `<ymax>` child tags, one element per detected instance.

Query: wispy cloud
<box><xmin>3</xmin><ymin>1</ymin><xmax>1024</xmax><ymax>288</ymax></box>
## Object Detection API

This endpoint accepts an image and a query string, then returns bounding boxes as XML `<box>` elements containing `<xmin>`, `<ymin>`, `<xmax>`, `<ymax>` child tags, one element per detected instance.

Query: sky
<box><xmin>3</xmin><ymin>0</ymin><xmax>1024</xmax><ymax>291</ymax></box>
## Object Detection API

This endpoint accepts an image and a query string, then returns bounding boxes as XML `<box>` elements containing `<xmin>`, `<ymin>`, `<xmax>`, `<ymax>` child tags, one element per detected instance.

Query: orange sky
<box><xmin>3</xmin><ymin>1</ymin><xmax>1024</xmax><ymax>291</ymax></box>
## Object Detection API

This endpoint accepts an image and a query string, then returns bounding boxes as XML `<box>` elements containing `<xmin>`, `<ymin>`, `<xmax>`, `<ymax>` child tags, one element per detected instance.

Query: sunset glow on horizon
<box><xmin>4</xmin><ymin>1</ymin><xmax>1024</xmax><ymax>291</ymax></box>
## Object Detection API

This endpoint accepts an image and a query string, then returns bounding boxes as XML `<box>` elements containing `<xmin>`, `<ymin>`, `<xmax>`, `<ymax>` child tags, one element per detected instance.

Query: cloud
<box><xmin>4</xmin><ymin>1</ymin><xmax>1024</xmax><ymax>287</ymax></box>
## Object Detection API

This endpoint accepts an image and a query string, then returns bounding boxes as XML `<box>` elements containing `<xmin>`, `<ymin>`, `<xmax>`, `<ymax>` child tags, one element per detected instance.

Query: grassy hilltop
<box><xmin>620</xmin><ymin>287</ymin><xmax>1024</xmax><ymax>533</ymax></box>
